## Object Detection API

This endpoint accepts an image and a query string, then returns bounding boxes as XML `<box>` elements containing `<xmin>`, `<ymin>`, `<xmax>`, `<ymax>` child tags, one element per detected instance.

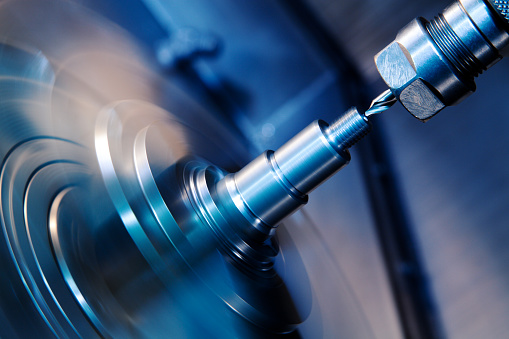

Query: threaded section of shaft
<box><xmin>426</xmin><ymin>14</ymin><xmax>486</xmax><ymax>78</ymax></box>
<box><xmin>325</xmin><ymin>107</ymin><xmax>371</xmax><ymax>150</ymax></box>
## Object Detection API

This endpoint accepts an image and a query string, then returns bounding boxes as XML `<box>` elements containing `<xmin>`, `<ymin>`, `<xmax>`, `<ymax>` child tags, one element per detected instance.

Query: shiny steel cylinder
<box><xmin>425</xmin><ymin>0</ymin><xmax>509</xmax><ymax>79</ymax></box>
<box><xmin>222</xmin><ymin>108</ymin><xmax>370</xmax><ymax>240</ymax></box>
<box><xmin>273</xmin><ymin>121</ymin><xmax>346</xmax><ymax>195</ymax></box>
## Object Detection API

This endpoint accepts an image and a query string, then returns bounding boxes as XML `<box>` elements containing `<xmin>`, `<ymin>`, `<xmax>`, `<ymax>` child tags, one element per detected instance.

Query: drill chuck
<box><xmin>375</xmin><ymin>0</ymin><xmax>509</xmax><ymax>120</ymax></box>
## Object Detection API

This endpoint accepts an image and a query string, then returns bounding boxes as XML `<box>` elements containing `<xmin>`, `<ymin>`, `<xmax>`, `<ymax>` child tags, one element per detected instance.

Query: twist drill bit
<box><xmin>365</xmin><ymin>89</ymin><xmax>397</xmax><ymax>117</ymax></box>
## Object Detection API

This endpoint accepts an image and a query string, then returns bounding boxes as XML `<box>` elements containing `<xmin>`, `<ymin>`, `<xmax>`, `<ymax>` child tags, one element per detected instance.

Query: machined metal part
<box><xmin>17</xmin><ymin>98</ymin><xmax>372</xmax><ymax>336</ymax></box>
<box><xmin>152</xmin><ymin>107</ymin><xmax>372</xmax><ymax>333</ymax></box>
<box><xmin>80</xmin><ymin>103</ymin><xmax>370</xmax><ymax>336</ymax></box>
<box><xmin>213</xmin><ymin>107</ymin><xmax>371</xmax><ymax>243</ymax></box>
<box><xmin>375</xmin><ymin>0</ymin><xmax>509</xmax><ymax>120</ymax></box>
<box><xmin>0</xmin><ymin>0</ymin><xmax>376</xmax><ymax>332</ymax></box>
<box><xmin>93</xmin><ymin>101</ymin><xmax>310</xmax><ymax>335</ymax></box>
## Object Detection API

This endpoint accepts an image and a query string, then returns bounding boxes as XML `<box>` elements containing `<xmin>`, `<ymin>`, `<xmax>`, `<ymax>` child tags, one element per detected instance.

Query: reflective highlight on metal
<box><xmin>1</xmin><ymin>138</ymin><xmax>97</xmax><ymax>338</ymax></box>
<box><xmin>0</xmin><ymin>0</ymin><xmax>380</xmax><ymax>336</ymax></box>
<box><xmin>151</xmin><ymin>107</ymin><xmax>371</xmax><ymax>332</ymax></box>
<box><xmin>210</xmin><ymin>107</ymin><xmax>370</xmax><ymax>242</ymax></box>
<box><xmin>375</xmin><ymin>0</ymin><xmax>509</xmax><ymax>120</ymax></box>
<box><xmin>364</xmin><ymin>90</ymin><xmax>397</xmax><ymax>117</ymax></box>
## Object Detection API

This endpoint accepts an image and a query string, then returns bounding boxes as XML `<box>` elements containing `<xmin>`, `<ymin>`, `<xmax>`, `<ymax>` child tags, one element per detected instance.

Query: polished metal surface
<box><xmin>305</xmin><ymin>0</ymin><xmax>509</xmax><ymax>338</ymax></box>
<box><xmin>8</xmin><ymin>0</ymin><xmax>509</xmax><ymax>338</ymax></box>
<box><xmin>375</xmin><ymin>0</ymin><xmax>509</xmax><ymax>120</ymax></box>
<box><xmin>209</xmin><ymin>107</ymin><xmax>369</xmax><ymax>241</ymax></box>
<box><xmin>0</xmin><ymin>0</ymin><xmax>391</xmax><ymax>337</ymax></box>
<box><xmin>152</xmin><ymin>106</ymin><xmax>371</xmax><ymax>333</ymax></box>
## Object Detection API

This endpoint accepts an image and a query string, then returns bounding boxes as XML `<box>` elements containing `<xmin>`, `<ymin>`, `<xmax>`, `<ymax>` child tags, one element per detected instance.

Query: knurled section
<box><xmin>489</xmin><ymin>0</ymin><xmax>509</xmax><ymax>25</ymax></box>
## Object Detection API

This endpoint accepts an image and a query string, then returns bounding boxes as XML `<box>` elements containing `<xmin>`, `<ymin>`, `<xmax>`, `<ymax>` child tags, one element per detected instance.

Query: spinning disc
<box><xmin>0</xmin><ymin>0</ymin><xmax>375</xmax><ymax>337</ymax></box>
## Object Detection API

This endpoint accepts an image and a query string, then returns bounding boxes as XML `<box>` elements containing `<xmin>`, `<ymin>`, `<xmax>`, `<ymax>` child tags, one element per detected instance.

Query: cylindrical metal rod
<box><xmin>219</xmin><ymin>107</ymin><xmax>370</xmax><ymax>241</ymax></box>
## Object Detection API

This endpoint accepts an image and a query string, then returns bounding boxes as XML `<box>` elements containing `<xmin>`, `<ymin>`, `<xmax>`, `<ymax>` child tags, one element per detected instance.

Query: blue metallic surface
<box><xmin>6</xmin><ymin>0</ymin><xmax>509</xmax><ymax>338</ymax></box>
<box><xmin>0</xmin><ymin>0</ymin><xmax>386</xmax><ymax>337</ymax></box>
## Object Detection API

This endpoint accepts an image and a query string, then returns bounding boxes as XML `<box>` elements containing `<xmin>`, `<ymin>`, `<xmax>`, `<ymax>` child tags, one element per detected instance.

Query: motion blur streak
<box><xmin>0</xmin><ymin>0</ymin><xmax>255</xmax><ymax>337</ymax></box>
<box><xmin>0</xmin><ymin>0</ymin><xmax>384</xmax><ymax>337</ymax></box>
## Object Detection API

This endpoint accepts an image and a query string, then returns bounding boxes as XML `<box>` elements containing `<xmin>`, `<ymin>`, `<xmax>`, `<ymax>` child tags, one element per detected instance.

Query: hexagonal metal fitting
<box><xmin>375</xmin><ymin>40</ymin><xmax>445</xmax><ymax>121</ymax></box>
<box><xmin>375</xmin><ymin>18</ymin><xmax>474</xmax><ymax>121</ymax></box>
<box><xmin>374</xmin><ymin>0</ymin><xmax>509</xmax><ymax>121</ymax></box>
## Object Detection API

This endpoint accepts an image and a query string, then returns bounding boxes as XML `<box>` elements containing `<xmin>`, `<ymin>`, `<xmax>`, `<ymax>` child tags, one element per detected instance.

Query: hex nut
<box><xmin>375</xmin><ymin>41</ymin><xmax>445</xmax><ymax>121</ymax></box>
<box><xmin>375</xmin><ymin>41</ymin><xmax>417</xmax><ymax>90</ymax></box>
<box><xmin>399</xmin><ymin>79</ymin><xmax>445</xmax><ymax>120</ymax></box>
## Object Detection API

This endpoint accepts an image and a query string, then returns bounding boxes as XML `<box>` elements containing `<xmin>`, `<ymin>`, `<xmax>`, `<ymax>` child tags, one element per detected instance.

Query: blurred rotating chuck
<box><xmin>66</xmin><ymin>101</ymin><xmax>375</xmax><ymax>337</ymax></box>
<box><xmin>375</xmin><ymin>0</ymin><xmax>509</xmax><ymax>120</ymax></box>
<box><xmin>0</xmin><ymin>1</ymin><xmax>388</xmax><ymax>336</ymax></box>
<box><xmin>151</xmin><ymin>106</ymin><xmax>373</xmax><ymax>332</ymax></box>
<box><xmin>0</xmin><ymin>3</ymin><xmax>385</xmax><ymax>334</ymax></box>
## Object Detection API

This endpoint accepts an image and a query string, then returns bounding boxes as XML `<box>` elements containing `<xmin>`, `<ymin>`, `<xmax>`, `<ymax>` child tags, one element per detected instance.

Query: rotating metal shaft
<box><xmin>140</xmin><ymin>104</ymin><xmax>377</xmax><ymax>332</ymax></box>
<box><xmin>210</xmin><ymin>91</ymin><xmax>397</xmax><ymax>251</ymax></box>
<box><xmin>227</xmin><ymin>110</ymin><xmax>367</xmax><ymax>234</ymax></box>
<box><xmin>187</xmin><ymin>106</ymin><xmax>373</xmax><ymax>272</ymax></box>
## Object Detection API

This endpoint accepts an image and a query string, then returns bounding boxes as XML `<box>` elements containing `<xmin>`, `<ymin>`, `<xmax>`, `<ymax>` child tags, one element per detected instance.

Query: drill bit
<box><xmin>365</xmin><ymin>89</ymin><xmax>397</xmax><ymax>117</ymax></box>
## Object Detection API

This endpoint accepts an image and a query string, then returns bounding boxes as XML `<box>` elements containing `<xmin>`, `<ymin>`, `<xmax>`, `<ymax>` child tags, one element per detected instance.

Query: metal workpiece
<box><xmin>168</xmin><ymin>106</ymin><xmax>372</xmax><ymax>267</ymax></box>
<box><xmin>375</xmin><ymin>0</ymin><xmax>509</xmax><ymax>120</ymax></box>
<box><xmin>92</xmin><ymin>100</ymin><xmax>311</xmax><ymax>335</ymax></box>
<box><xmin>175</xmin><ymin>106</ymin><xmax>372</xmax><ymax>274</ymax></box>
<box><xmin>135</xmin><ymin>107</ymin><xmax>371</xmax><ymax>331</ymax></box>
<box><xmin>85</xmin><ymin>98</ymin><xmax>372</xmax><ymax>335</ymax></box>
<box><xmin>144</xmin><ymin>106</ymin><xmax>372</xmax><ymax>332</ymax></box>
<box><xmin>225</xmin><ymin>107</ymin><xmax>370</xmax><ymax>237</ymax></box>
